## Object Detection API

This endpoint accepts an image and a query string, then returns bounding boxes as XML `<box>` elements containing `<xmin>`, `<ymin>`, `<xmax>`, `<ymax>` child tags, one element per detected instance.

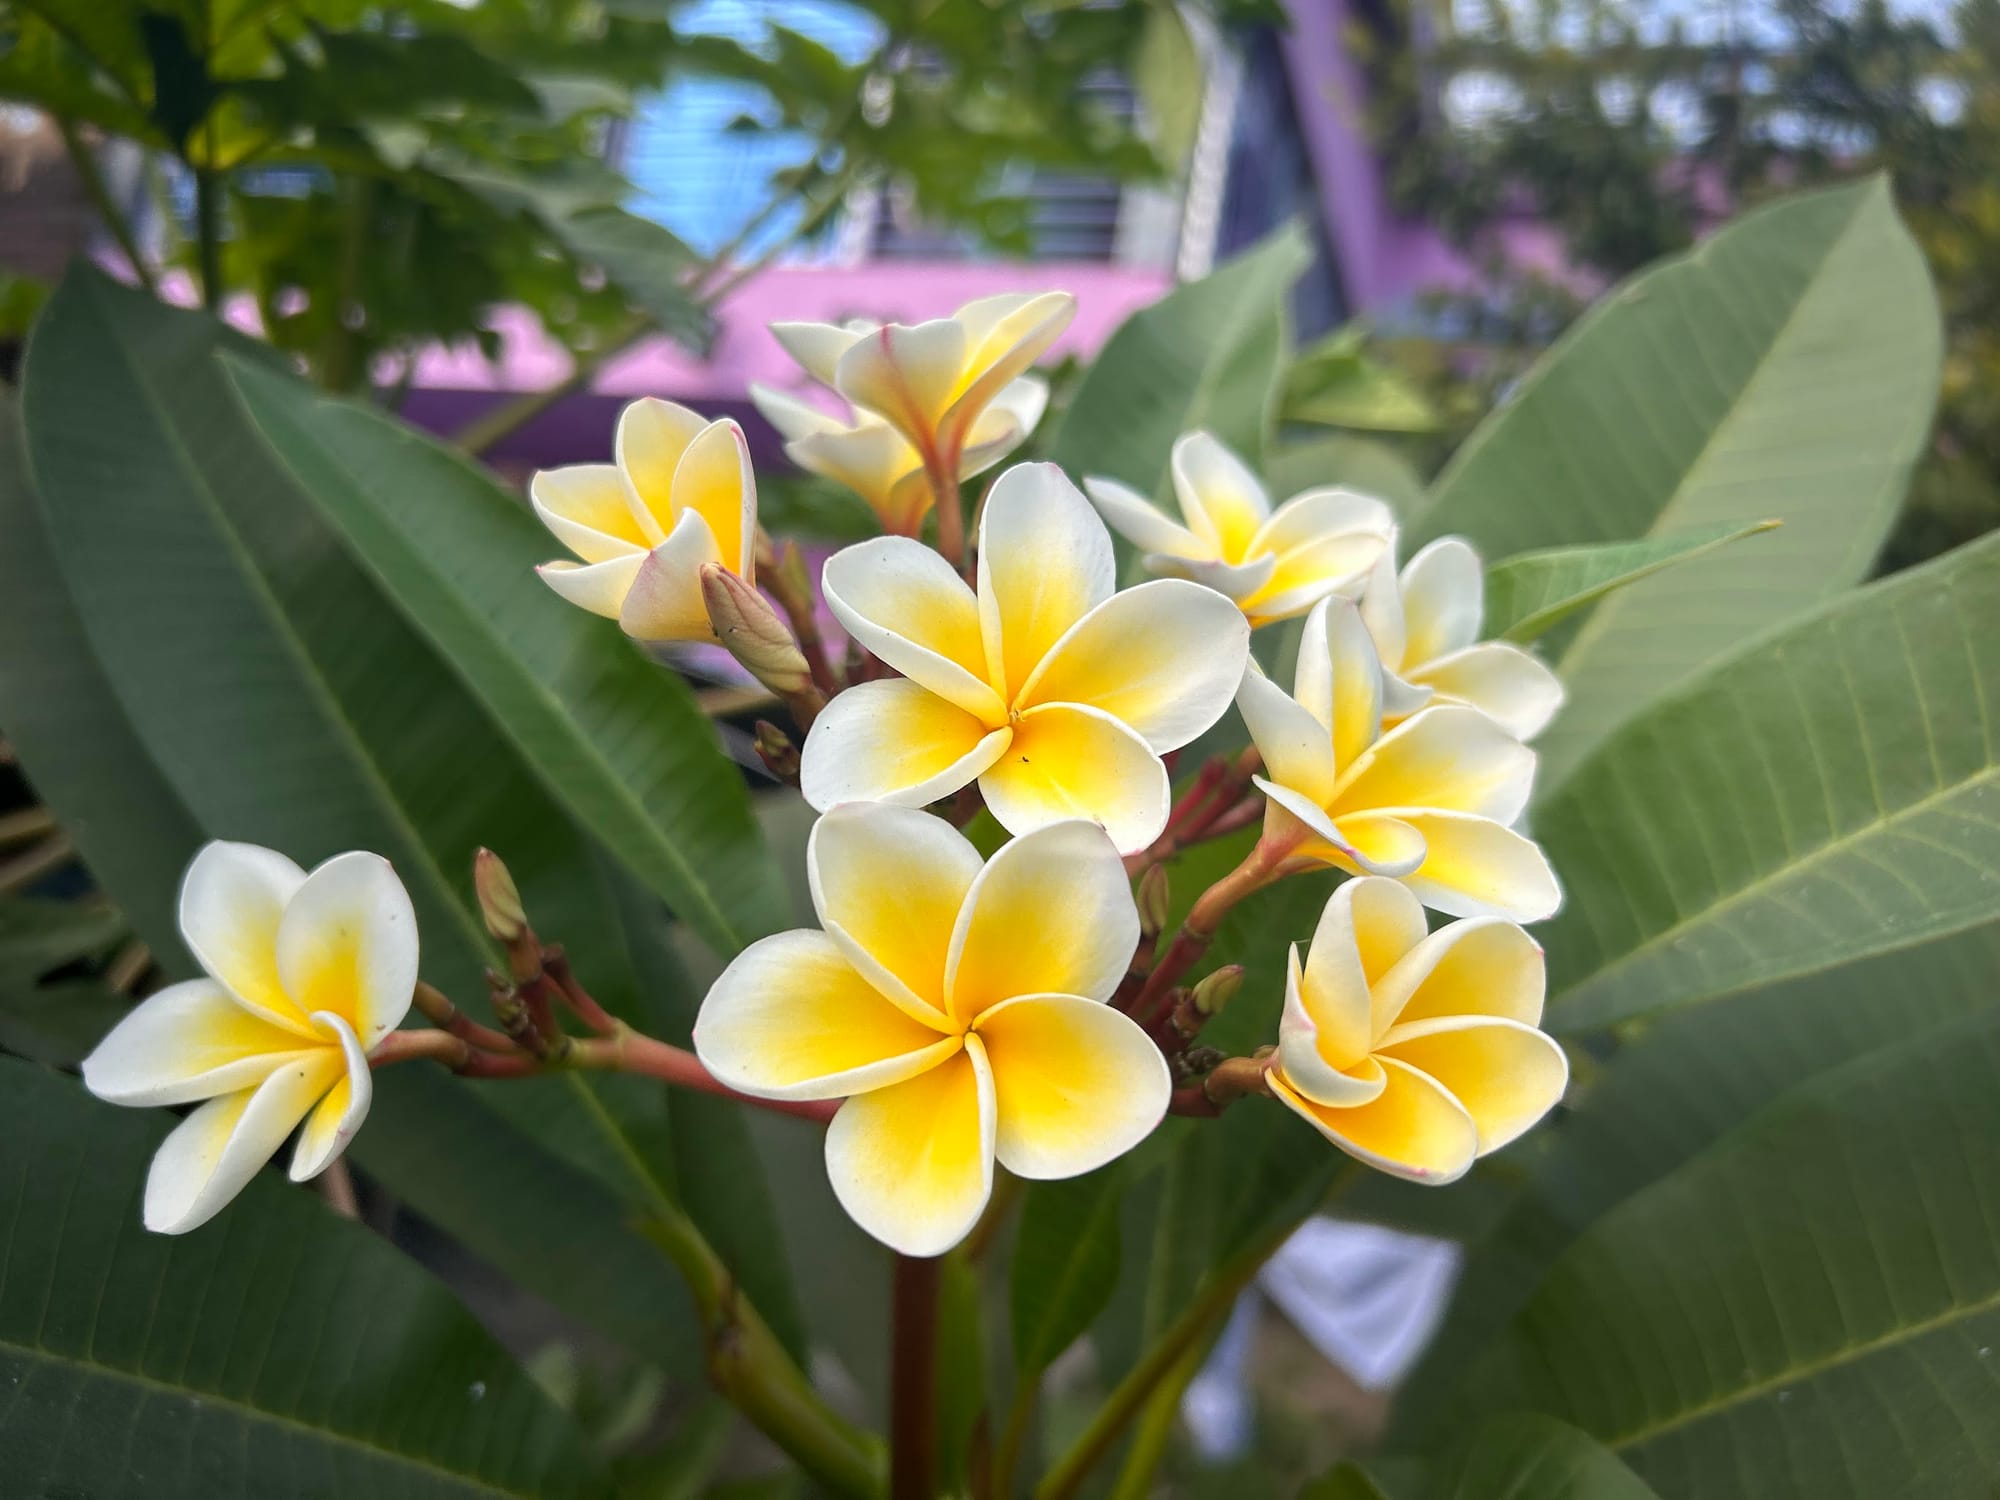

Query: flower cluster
<box><xmin>83</xmin><ymin>288</ymin><xmax>1570</xmax><ymax>1245</ymax></box>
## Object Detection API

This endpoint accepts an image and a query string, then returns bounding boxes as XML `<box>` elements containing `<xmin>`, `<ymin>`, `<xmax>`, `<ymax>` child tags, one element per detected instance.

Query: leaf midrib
<box><xmin>0</xmin><ymin>1336</ymin><xmax>546</xmax><ymax>1498</ymax></box>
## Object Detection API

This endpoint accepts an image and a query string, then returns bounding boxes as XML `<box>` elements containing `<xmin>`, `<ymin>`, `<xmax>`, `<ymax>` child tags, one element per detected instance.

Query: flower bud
<box><xmin>753</xmin><ymin>719</ymin><xmax>801</xmax><ymax>782</ymax></box>
<box><xmin>701</xmin><ymin>563</ymin><xmax>813</xmax><ymax>697</ymax></box>
<box><xmin>473</xmin><ymin>848</ymin><xmax>527</xmax><ymax>945</ymax></box>
<box><xmin>1136</xmin><ymin>864</ymin><xmax>1171</xmax><ymax>939</ymax></box>
<box><xmin>1190</xmin><ymin>964</ymin><xmax>1243</xmax><ymax>1018</ymax></box>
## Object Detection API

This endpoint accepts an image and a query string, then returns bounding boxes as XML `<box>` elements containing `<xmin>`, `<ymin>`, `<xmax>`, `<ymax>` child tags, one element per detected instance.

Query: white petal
<box><xmin>940</xmin><ymin>293</ymin><xmax>1075</xmax><ymax>457</ymax></box>
<box><xmin>1333</xmin><ymin>705</ymin><xmax>1535</xmax><ymax>825</ymax></box>
<box><xmin>538</xmin><ymin>554</ymin><xmax>643</xmax><ymax>622</ymax></box>
<box><xmin>835</xmin><ymin>319</ymin><xmax>971</xmax><ymax>441</ymax></box>
<box><xmin>975</xmin><ymin>994</ymin><xmax>1170</xmax><ymax>1178</ymax></box>
<box><xmin>1171</xmin><ymin>431</ymin><xmax>1270</xmax><ymax>558</ymax></box>
<box><xmin>977</xmin><ymin>463</ymin><xmax>1116</xmax><ymax>702</ymax></box>
<box><xmin>958</xmin><ymin>376</ymin><xmax>1048</xmax><ymax>479</ymax></box>
<box><xmin>179</xmin><ymin>841</ymin><xmax>313</xmax><ymax>1032</ymax></box>
<box><xmin>1236</xmin><ymin>669</ymin><xmax>1338</xmax><ymax>807</ymax></box>
<box><xmin>290</xmin><ymin>1012</ymin><xmax>372</xmax><ymax>1181</ymax></box>
<box><xmin>821</xmin><ymin>538</ymin><xmax>1005</xmax><ymax>720</ymax></box>
<box><xmin>944</xmin><ymin>819</ymin><xmax>1138</xmax><ymax>1023</ymax></box>
<box><xmin>1016</xmin><ymin>579</ymin><xmax>1250</xmax><ymax>751</ymax></box>
<box><xmin>789</xmin><ymin>423</ymin><xmax>926</xmax><ymax>530</ymax></box>
<box><xmin>1082</xmin><ymin>475</ymin><xmax>1212</xmax><ymax>561</ymax></box>
<box><xmin>749</xmin><ymin>381</ymin><xmax>845</xmax><ymax>443</ymax></box>
<box><xmin>695</xmin><ymin>929</ymin><xmax>960</xmax><ymax>1102</ymax></box>
<box><xmin>615</xmin><ymin>397</ymin><xmax>708</xmax><ymax>541</ymax></box>
<box><xmin>1321</xmin><ymin>597</ymin><xmax>1385</xmax><ymax>772</ymax></box>
<box><xmin>1400</xmin><ymin>536</ymin><xmax>1485</xmax><ymax>666</ymax></box>
<box><xmin>82</xmin><ymin>978</ymin><xmax>314</xmax><ymax>1107</ymax></box>
<box><xmin>618</xmin><ymin>510</ymin><xmax>723</xmax><ymax>644</ymax></box>
<box><xmin>276</xmin><ymin>850</ymin><xmax>419</xmax><ymax>1049</ymax></box>
<box><xmin>1370</xmin><ymin>915</ymin><xmax>1547</xmax><ymax>1033</ymax></box>
<box><xmin>807</xmin><ymin>802</ymin><xmax>980</xmax><ymax>1027</ymax></box>
<box><xmin>1254</xmin><ymin>776</ymin><xmax>1359</xmax><ymax>862</ymax></box>
<box><xmin>977</xmin><ymin>702</ymin><xmax>1170</xmax><ymax>856</ymax></box>
<box><xmin>529</xmin><ymin>465</ymin><xmax>649</xmax><ymax>562</ymax></box>
<box><xmin>1277</xmin><ymin>945</ymin><xmax>1385</xmax><ymax>1106</ymax></box>
<box><xmin>1407</xmin><ymin>642</ymin><xmax>1565</xmax><ymax>741</ymax></box>
<box><xmin>824</xmin><ymin>1039</ymin><xmax>995</xmax><ymax>1257</ymax></box>
<box><xmin>1357</xmin><ymin>547</ymin><xmax>1407</xmax><ymax>673</ymax></box>
<box><xmin>1303</xmin><ymin>877</ymin><xmax>1428</xmax><ymax>1054</ymax></box>
<box><xmin>1250</xmin><ymin>488</ymin><xmax>1396</xmax><ymax>558</ymax></box>
<box><xmin>1378</xmin><ymin>810</ymin><xmax>1562</xmax><ymax>922</ymax></box>
<box><xmin>143</xmin><ymin>1047</ymin><xmax>345</xmax><ymax>1234</ymax></box>
<box><xmin>771</xmin><ymin>320</ymin><xmax>870</xmax><ymax>387</ymax></box>
<box><xmin>1163</xmin><ymin>552</ymin><xmax>1280</xmax><ymax>603</ymax></box>
<box><xmin>800</xmin><ymin>678</ymin><xmax>1012</xmax><ymax>812</ymax></box>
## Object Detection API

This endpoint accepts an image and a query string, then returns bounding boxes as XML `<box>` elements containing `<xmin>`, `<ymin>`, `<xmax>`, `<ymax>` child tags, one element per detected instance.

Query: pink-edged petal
<box><xmin>807</xmin><ymin>802</ymin><xmax>980</xmax><ymax>1027</ymax></box>
<box><xmin>944</xmin><ymin>819</ymin><xmax>1137</xmax><ymax>1023</ymax></box>
<box><xmin>82</xmin><ymin>978</ymin><xmax>314</xmax><ymax>1107</ymax></box>
<box><xmin>1016</xmin><ymin>579</ymin><xmax>1250</xmax><ymax>751</ymax></box>
<box><xmin>694</xmin><ymin>929</ymin><xmax>961</xmax><ymax>1102</ymax></box>
<box><xmin>178</xmin><ymin>840</ymin><xmax>313</xmax><ymax>1033</ymax></box>
<box><xmin>275</xmin><ymin>850</ymin><xmax>419</xmax><ymax>1048</ymax></box>
<box><xmin>976</xmin><ymin>463</ymin><xmax>1116</xmax><ymax>703</ymax></box>
<box><xmin>977</xmin><ymin>702</ymin><xmax>1170</xmax><ymax>856</ymax></box>
<box><xmin>800</xmin><ymin>678</ymin><xmax>1012</xmax><ymax>812</ymax></box>
<box><xmin>290</xmin><ymin>1012</ymin><xmax>372</xmax><ymax>1182</ymax></box>
<box><xmin>821</xmin><ymin>538</ymin><xmax>1005</xmax><ymax>720</ymax></box>
<box><xmin>824</xmin><ymin>1039</ymin><xmax>995</xmax><ymax>1256</ymax></box>
<box><xmin>974</xmin><ymin>994</ymin><xmax>1170</xmax><ymax>1178</ymax></box>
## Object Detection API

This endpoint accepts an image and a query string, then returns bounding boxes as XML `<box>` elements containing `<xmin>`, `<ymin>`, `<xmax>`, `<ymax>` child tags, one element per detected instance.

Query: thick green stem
<box><xmin>643</xmin><ymin>1212</ymin><xmax>886</xmax><ymax>1498</ymax></box>
<box><xmin>193</xmin><ymin>166</ymin><xmax>224</xmax><ymax>310</ymax></box>
<box><xmin>1106</xmin><ymin>1333</ymin><xmax>1212</xmax><ymax>1500</ymax></box>
<box><xmin>890</xmin><ymin>1253</ymin><xmax>942</xmax><ymax>1500</ymax></box>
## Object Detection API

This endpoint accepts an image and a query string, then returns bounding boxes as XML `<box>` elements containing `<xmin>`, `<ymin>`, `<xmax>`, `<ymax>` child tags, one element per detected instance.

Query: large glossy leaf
<box><xmin>1482</xmin><ymin>521</ymin><xmax>1779</xmax><ymax>644</ymax></box>
<box><xmin>0</xmin><ymin>895</ymin><xmax>130</xmax><ymax>1066</ymax></box>
<box><xmin>1431</xmin><ymin>1416</ymin><xmax>1660</xmax><ymax>1499</ymax></box>
<box><xmin>1012</xmin><ymin>1167</ymin><xmax>1128</xmax><ymax>1379</ymax></box>
<box><xmin>1422</xmin><ymin>178</ymin><xmax>1941</xmax><ymax>791</ymax></box>
<box><xmin>1455</xmin><ymin>1006</ymin><xmax>2000</xmax><ymax>1499</ymax></box>
<box><xmin>1046</xmin><ymin>226</ymin><xmax>1310</xmax><ymax>495</ymax></box>
<box><xmin>1265</xmin><ymin>433</ymin><xmax>1430</xmax><ymax>522</ymax></box>
<box><xmin>1538</xmin><ymin>529</ymin><xmax>2000</xmax><ymax>1031</ymax></box>
<box><xmin>0</xmin><ymin>1059</ymin><xmax>600</xmax><ymax>1499</ymax></box>
<box><xmin>223</xmin><ymin>357</ymin><xmax>784</xmax><ymax>959</ymax></box>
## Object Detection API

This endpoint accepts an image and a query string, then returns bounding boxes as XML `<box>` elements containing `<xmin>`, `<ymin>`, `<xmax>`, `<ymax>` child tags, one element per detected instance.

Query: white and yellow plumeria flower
<box><xmin>82</xmin><ymin>841</ymin><xmax>418</xmax><ymax>1235</ymax></box>
<box><xmin>1238</xmin><ymin>595</ymin><xmax>1560</xmax><ymax>922</ymax></box>
<box><xmin>1268</xmin><ymin>877</ymin><xmax>1567</xmax><ymax>1183</ymax></box>
<box><xmin>749</xmin><ymin>376</ymin><xmax>1048</xmax><ymax>536</ymax></box>
<box><xmin>1083</xmin><ymin>431</ymin><xmax>1395</xmax><ymax>627</ymax></box>
<box><xmin>1359</xmin><ymin>539</ymin><xmax>1563</xmax><ymax>740</ymax></box>
<box><xmin>694</xmin><ymin>805</ymin><xmax>1169</xmax><ymax>1256</ymax></box>
<box><xmin>800</xmin><ymin>462</ymin><xmax>1251</xmax><ymax>854</ymax></box>
<box><xmin>770</xmin><ymin>292</ymin><xmax>1073</xmax><ymax>489</ymax></box>
<box><xmin>531</xmin><ymin>397</ymin><xmax>756</xmax><ymax>644</ymax></box>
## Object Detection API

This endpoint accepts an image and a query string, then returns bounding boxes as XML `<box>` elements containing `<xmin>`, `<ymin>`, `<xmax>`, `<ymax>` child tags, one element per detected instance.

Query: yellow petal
<box><xmin>615</xmin><ymin>397</ymin><xmax>707</xmax><ymax>539</ymax></box>
<box><xmin>1016</xmin><ymin>579</ymin><xmax>1249</xmax><ymax>751</ymax></box>
<box><xmin>1238</xmin><ymin>671</ymin><xmax>1338</xmax><ymax>807</ymax></box>
<box><xmin>975</xmin><ymin>994</ymin><xmax>1169</xmax><ymax>1178</ymax></box>
<box><xmin>1301</xmin><ymin>876</ymin><xmax>1428</xmax><ymax>1052</ymax></box>
<box><xmin>821</xmin><ymin>538</ymin><xmax>1005</xmax><ymax>720</ymax></box>
<box><xmin>290</xmin><ymin>1012</ymin><xmax>371</xmax><ymax>1181</ymax></box>
<box><xmin>835</xmin><ymin>319</ymin><xmax>970</xmax><ymax>445</ymax></box>
<box><xmin>1372</xmin><ymin>915</ymin><xmax>1546</xmax><ymax>1030</ymax></box>
<box><xmin>143</xmin><ymin>1046</ymin><xmax>346</xmax><ymax>1233</ymax></box>
<box><xmin>1240</xmin><ymin>524</ymin><xmax>1395</xmax><ymax>627</ymax></box>
<box><xmin>178</xmin><ymin>840</ymin><xmax>314</xmax><ymax>1033</ymax></box>
<box><xmin>789</xmin><ymin>422</ymin><xmax>925</xmax><ymax>526</ymax></box>
<box><xmin>959</xmin><ymin>375</ymin><xmax>1049</xmax><ymax>478</ymax></box>
<box><xmin>1249</xmin><ymin>487</ymin><xmax>1395</xmax><ymax>559</ymax></box>
<box><xmin>538</xmin><ymin>554</ymin><xmax>643</xmax><ymax>622</ymax></box>
<box><xmin>944</xmin><ymin>818</ymin><xmax>1138</xmax><ymax>1024</ymax></box>
<box><xmin>771</xmin><ymin>320</ymin><xmax>872</xmax><ymax>386</ymax></box>
<box><xmin>1303</xmin><ymin>597</ymin><xmax>1385</xmax><ymax>773</ymax></box>
<box><xmin>824</xmin><ymin>1038</ymin><xmax>995</xmax><ymax>1256</ymax></box>
<box><xmin>808</xmin><ymin>802</ymin><xmax>981</xmax><ymax>1026</ymax></box>
<box><xmin>617</xmin><ymin>510</ymin><xmax>724</xmax><ymax>644</ymax></box>
<box><xmin>1405</xmin><ymin>642</ymin><xmax>1565</xmax><ymax>742</ymax></box>
<box><xmin>274</xmin><ymin>850</ymin><xmax>419</xmax><ymax>1048</ymax></box>
<box><xmin>1399</xmin><ymin>537</ymin><xmax>1484</xmax><ymax>667</ymax></box>
<box><xmin>694</xmin><ymin>929</ymin><xmax>960</xmax><ymax>1101</ymax></box>
<box><xmin>1381</xmin><ymin>810</ymin><xmax>1562</xmax><ymax>922</ymax></box>
<box><xmin>1331</xmin><ymin>811</ymin><xmax>1428</xmax><ymax>878</ymax></box>
<box><xmin>976</xmin><ymin>464</ymin><xmax>1116</xmax><ymax>703</ymax></box>
<box><xmin>670</xmin><ymin>418</ymin><xmax>757</xmax><ymax>579</ymax></box>
<box><xmin>1277</xmin><ymin>945</ymin><xmax>1385</xmax><ymax>1104</ymax></box>
<box><xmin>1170</xmin><ymin>431</ymin><xmax>1269</xmax><ymax>559</ymax></box>
<box><xmin>1376</xmin><ymin>1015</ymin><xmax>1567</xmax><ymax>1155</ymax></box>
<box><xmin>800</xmin><ymin>678</ymin><xmax>1012</xmax><ymax>812</ymax></box>
<box><xmin>530</xmin><ymin>464</ymin><xmax>650</xmax><ymax>562</ymax></box>
<box><xmin>976</xmin><ymin>702</ymin><xmax>1170</xmax><ymax>856</ymax></box>
<box><xmin>82</xmin><ymin>978</ymin><xmax>315</xmax><ymax>1106</ymax></box>
<box><xmin>1332</xmin><ymin>705</ymin><xmax>1534</xmax><ymax>824</ymax></box>
<box><xmin>1082</xmin><ymin>474</ymin><xmax>1211</xmax><ymax>562</ymax></box>
<box><xmin>1269</xmin><ymin>1054</ymin><xmax>1479</xmax><ymax>1185</ymax></box>
<box><xmin>1255</xmin><ymin>776</ymin><xmax>1361</xmax><ymax>865</ymax></box>
<box><xmin>940</xmin><ymin>294</ymin><xmax>1073</xmax><ymax>456</ymax></box>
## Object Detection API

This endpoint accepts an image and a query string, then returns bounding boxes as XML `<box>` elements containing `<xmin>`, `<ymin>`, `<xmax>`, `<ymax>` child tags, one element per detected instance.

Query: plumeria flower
<box><xmin>531</xmin><ymin>397</ymin><xmax>756</xmax><ymax>644</ymax></box>
<box><xmin>749</xmin><ymin>375</ymin><xmax>1048</xmax><ymax>536</ymax></box>
<box><xmin>694</xmin><ymin>805</ymin><xmax>1169</xmax><ymax>1256</ymax></box>
<box><xmin>769</xmin><ymin>292</ymin><xmax>1073</xmax><ymax>499</ymax></box>
<box><xmin>1238</xmin><ymin>595</ymin><xmax>1560</xmax><ymax>921</ymax></box>
<box><xmin>81</xmin><ymin>841</ymin><xmax>417</xmax><ymax>1235</ymax></box>
<box><xmin>1359</xmin><ymin>539</ymin><xmax>1564</xmax><ymax>741</ymax></box>
<box><xmin>1267</xmin><ymin>877</ymin><xmax>1567</xmax><ymax>1183</ymax></box>
<box><xmin>801</xmin><ymin>462</ymin><xmax>1250</xmax><ymax>854</ymax></box>
<box><xmin>1083</xmin><ymin>432</ymin><xmax>1396</xmax><ymax>627</ymax></box>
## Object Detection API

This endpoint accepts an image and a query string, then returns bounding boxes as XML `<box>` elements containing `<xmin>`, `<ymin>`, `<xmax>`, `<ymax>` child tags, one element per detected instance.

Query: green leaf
<box><xmin>1483</xmin><ymin>521</ymin><xmax>1780</xmax><ymax>643</ymax></box>
<box><xmin>1422</xmin><ymin>178</ymin><xmax>1942</xmax><ymax>792</ymax></box>
<box><xmin>0</xmin><ymin>896</ymin><xmax>131</xmax><ymax>1066</ymax></box>
<box><xmin>1537</xmin><ymin>529</ymin><xmax>2000</xmax><ymax>1031</ymax></box>
<box><xmin>1129</xmin><ymin>3</ymin><xmax>1202</xmax><ymax>168</ymax></box>
<box><xmin>1456</xmin><ymin>1006</ymin><xmax>2000</xmax><ymax>1498</ymax></box>
<box><xmin>936</xmin><ymin>1253</ymin><xmax>989</xmax><ymax>1496</ymax></box>
<box><xmin>1048</xmin><ymin>226</ymin><xmax>1311</xmax><ymax>497</ymax></box>
<box><xmin>1012</xmin><ymin>1167</ymin><xmax>1128</xmax><ymax>1378</ymax></box>
<box><xmin>1265</xmin><ymin>433</ymin><xmax>1430</xmax><ymax>521</ymax></box>
<box><xmin>1283</xmin><ymin>326</ymin><xmax>1440</xmax><ymax>433</ymax></box>
<box><xmin>222</xmin><ymin>355</ymin><xmax>785</xmax><ymax>960</ymax></box>
<box><xmin>1431</xmin><ymin>1415</ymin><xmax>1660</xmax><ymax>1499</ymax></box>
<box><xmin>0</xmin><ymin>1058</ymin><xmax>600</xmax><ymax>1499</ymax></box>
<box><xmin>552</xmin><ymin>206</ymin><xmax>712</xmax><ymax>346</ymax></box>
